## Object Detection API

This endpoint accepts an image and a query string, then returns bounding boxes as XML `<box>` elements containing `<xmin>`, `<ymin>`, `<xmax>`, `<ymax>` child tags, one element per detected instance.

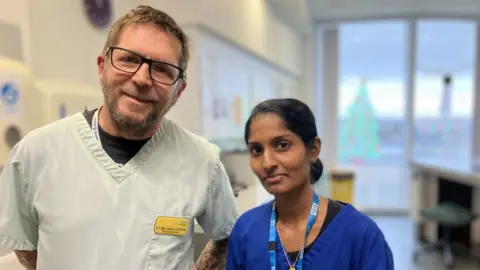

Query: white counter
<box><xmin>411</xmin><ymin>158</ymin><xmax>480</xmax><ymax>188</ymax></box>
<box><xmin>410</xmin><ymin>159</ymin><xmax>480</xmax><ymax>244</ymax></box>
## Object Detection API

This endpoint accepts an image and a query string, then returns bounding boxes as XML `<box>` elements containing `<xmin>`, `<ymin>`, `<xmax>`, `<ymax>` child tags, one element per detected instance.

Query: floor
<box><xmin>341</xmin><ymin>164</ymin><xmax>480</xmax><ymax>269</ymax></box>
<box><xmin>373</xmin><ymin>216</ymin><xmax>480</xmax><ymax>270</ymax></box>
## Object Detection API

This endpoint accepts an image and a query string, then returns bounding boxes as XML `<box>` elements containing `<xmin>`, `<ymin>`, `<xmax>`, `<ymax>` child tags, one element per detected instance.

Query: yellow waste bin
<box><xmin>329</xmin><ymin>169</ymin><xmax>355</xmax><ymax>204</ymax></box>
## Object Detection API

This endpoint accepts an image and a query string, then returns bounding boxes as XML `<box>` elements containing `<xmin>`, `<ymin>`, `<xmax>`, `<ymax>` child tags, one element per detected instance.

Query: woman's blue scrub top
<box><xmin>226</xmin><ymin>201</ymin><xmax>394</xmax><ymax>270</ymax></box>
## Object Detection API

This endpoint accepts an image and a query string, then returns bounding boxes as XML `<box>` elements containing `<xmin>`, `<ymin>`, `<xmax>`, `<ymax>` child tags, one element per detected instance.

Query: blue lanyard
<box><xmin>92</xmin><ymin>108</ymin><xmax>122</xmax><ymax>167</ymax></box>
<box><xmin>92</xmin><ymin>109</ymin><xmax>101</xmax><ymax>144</ymax></box>
<box><xmin>269</xmin><ymin>192</ymin><xmax>319</xmax><ymax>270</ymax></box>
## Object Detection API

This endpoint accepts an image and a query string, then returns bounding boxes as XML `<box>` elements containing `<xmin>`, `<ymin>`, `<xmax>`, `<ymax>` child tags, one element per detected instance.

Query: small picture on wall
<box><xmin>213</xmin><ymin>97</ymin><xmax>228</xmax><ymax>119</ymax></box>
<box><xmin>232</xmin><ymin>96</ymin><xmax>243</xmax><ymax>126</ymax></box>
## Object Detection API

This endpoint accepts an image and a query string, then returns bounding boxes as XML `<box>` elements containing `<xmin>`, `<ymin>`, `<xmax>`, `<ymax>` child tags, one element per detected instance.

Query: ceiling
<box><xmin>268</xmin><ymin>0</ymin><xmax>480</xmax><ymax>33</ymax></box>
<box><xmin>266</xmin><ymin>0</ymin><xmax>312</xmax><ymax>34</ymax></box>
<box><xmin>267</xmin><ymin>0</ymin><xmax>479</xmax><ymax>79</ymax></box>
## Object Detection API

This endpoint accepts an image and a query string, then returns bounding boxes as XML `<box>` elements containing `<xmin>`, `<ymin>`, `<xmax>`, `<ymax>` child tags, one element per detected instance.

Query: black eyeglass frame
<box><xmin>107</xmin><ymin>46</ymin><xmax>186</xmax><ymax>85</ymax></box>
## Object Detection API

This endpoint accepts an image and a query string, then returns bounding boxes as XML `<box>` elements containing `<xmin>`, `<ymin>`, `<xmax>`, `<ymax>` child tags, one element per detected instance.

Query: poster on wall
<box><xmin>0</xmin><ymin>73</ymin><xmax>22</xmax><ymax>120</ymax></box>
<box><xmin>200</xmin><ymin>55</ymin><xmax>250</xmax><ymax>142</ymax></box>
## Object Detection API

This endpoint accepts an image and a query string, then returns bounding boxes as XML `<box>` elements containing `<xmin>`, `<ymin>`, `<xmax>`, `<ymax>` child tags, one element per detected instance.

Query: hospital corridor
<box><xmin>1</xmin><ymin>0</ymin><xmax>480</xmax><ymax>269</ymax></box>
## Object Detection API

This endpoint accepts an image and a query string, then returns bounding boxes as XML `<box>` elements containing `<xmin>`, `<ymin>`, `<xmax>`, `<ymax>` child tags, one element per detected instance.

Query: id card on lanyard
<box><xmin>268</xmin><ymin>192</ymin><xmax>319</xmax><ymax>270</ymax></box>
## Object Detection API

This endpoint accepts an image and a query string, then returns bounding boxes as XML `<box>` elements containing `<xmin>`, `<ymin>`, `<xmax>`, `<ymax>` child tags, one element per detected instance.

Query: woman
<box><xmin>226</xmin><ymin>98</ymin><xmax>394</xmax><ymax>270</ymax></box>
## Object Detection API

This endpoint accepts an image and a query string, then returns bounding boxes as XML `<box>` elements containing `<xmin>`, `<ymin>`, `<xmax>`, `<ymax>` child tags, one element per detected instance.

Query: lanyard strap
<box><xmin>268</xmin><ymin>192</ymin><xmax>319</xmax><ymax>270</ymax></box>
<box><xmin>92</xmin><ymin>108</ymin><xmax>101</xmax><ymax>145</ymax></box>
<box><xmin>92</xmin><ymin>108</ymin><xmax>123</xmax><ymax>167</ymax></box>
<box><xmin>92</xmin><ymin>108</ymin><xmax>124</xmax><ymax>168</ymax></box>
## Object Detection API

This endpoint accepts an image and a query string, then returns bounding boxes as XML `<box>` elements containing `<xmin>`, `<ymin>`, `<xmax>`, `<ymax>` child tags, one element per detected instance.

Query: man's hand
<box><xmin>194</xmin><ymin>238</ymin><xmax>229</xmax><ymax>270</ymax></box>
<box><xmin>14</xmin><ymin>250</ymin><xmax>37</xmax><ymax>270</ymax></box>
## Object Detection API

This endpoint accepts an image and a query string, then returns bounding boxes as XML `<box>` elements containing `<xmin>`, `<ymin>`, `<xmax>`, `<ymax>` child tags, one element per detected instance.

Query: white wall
<box><xmin>165</xmin><ymin>26</ymin><xmax>202</xmax><ymax>135</ymax></box>
<box><xmin>0</xmin><ymin>1</ymin><xmax>29</xmax><ymax>24</ymax></box>
<box><xmin>1</xmin><ymin>0</ymin><xmax>303</xmax><ymax>86</ymax></box>
<box><xmin>0</xmin><ymin>1</ymin><xmax>30</xmax><ymax>63</ymax></box>
<box><xmin>199</xmin><ymin>0</ymin><xmax>303</xmax><ymax>76</ymax></box>
<box><xmin>141</xmin><ymin>0</ymin><xmax>303</xmax><ymax>77</ymax></box>
<box><xmin>1</xmin><ymin>1</ymin><xmax>141</xmax><ymax>85</ymax></box>
<box><xmin>167</xmin><ymin>23</ymin><xmax>301</xmax><ymax>138</ymax></box>
<box><xmin>28</xmin><ymin>0</ymin><xmax>139</xmax><ymax>85</ymax></box>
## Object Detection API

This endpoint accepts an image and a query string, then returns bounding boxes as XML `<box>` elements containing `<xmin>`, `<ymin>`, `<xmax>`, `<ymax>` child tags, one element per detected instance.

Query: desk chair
<box><xmin>413</xmin><ymin>202</ymin><xmax>476</xmax><ymax>269</ymax></box>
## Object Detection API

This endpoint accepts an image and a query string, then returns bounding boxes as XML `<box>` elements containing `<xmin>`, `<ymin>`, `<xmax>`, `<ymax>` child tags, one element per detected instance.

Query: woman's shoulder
<box><xmin>337</xmin><ymin>204</ymin><xmax>388</xmax><ymax>244</ymax></box>
<box><xmin>333</xmin><ymin>204</ymin><xmax>386</xmax><ymax>238</ymax></box>
<box><xmin>237</xmin><ymin>200</ymin><xmax>273</xmax><ymax>225</ymax></box>
<box><xmin>335</xmin><ymin>204</ymin><xmax>393</xmax><ymax>267</ymax></box>
<box><xmin>230</xmin><ymin>201</ymin><xmax>273</xmax><ymax>236</ymax></box>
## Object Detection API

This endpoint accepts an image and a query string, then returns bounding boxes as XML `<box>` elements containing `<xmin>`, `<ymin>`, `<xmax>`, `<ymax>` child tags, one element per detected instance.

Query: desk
<box><xmin>410</xmin><ymin>159</ymin><xmax>480</xmax><ymax>245</ymax></box>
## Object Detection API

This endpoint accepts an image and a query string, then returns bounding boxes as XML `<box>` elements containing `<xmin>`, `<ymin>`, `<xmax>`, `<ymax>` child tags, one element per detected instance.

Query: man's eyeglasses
<box><xmin>107</xmin><ymin>46</ymin><xmax>185</xmax><ymax>85</ymax></box>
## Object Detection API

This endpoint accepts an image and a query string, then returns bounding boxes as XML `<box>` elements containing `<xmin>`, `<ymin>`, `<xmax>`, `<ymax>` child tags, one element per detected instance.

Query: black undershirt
<box><xmin>83</xmin><ymin>109</ymin><xmax>148</xmax><ymax>164</ymax></box>
<box><xmin>286</xmin><ymin>199</ymin><xmax>344</xmax><ymax>262</ymax></box>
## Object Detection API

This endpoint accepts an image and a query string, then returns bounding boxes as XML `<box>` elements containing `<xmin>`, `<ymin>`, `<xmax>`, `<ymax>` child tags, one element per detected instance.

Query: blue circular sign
<box><xmin>1</xmin><ymin>82</ymin><xmax>19</xmax><ymax>106</ymax></box>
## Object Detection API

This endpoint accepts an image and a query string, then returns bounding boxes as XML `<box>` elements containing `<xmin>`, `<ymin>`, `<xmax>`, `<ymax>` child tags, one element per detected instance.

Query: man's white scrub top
<box><xmin>0</xmin><ymin>112</ymin><xmax>239</xmax><ymax>270</ymax></box>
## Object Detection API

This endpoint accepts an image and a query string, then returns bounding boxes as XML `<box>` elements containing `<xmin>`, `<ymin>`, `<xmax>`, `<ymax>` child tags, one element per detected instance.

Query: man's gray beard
<box><xmin>108</xmin><ymin>102</ymin><xmax>157</xmax><ymax>138</ymax></box>
<box><xmin>106</xmin><ymin>97</ymin><xmax>177</xmax><ymax>138</ymax></box>
<box><xmin>101</xmin><ymin>82</ymin><xmax>179</xmax><ymax>138</ymax></box>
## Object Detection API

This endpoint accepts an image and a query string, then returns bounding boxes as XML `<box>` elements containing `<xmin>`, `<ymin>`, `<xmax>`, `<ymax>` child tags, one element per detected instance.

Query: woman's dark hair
<box><xmin>244</xmin><ymin>98</ymin><xmax>323</xmax><ymax>184</ymax></box>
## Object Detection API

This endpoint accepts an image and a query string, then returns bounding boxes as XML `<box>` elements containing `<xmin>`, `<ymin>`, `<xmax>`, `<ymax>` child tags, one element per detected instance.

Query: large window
<box><xmin>414</xmin><ymin>20</ymin><xmax>476</xmax><ymax>167</ymax></box>
<box><xmin>326</xmin><ymin>19</ymin><xmax>478</xmax><ymax>210</ymax></box>
<box><xmin>338</xmin><ymin>21</ymin><xmax>409</xmax><ymax>209</ymax></box>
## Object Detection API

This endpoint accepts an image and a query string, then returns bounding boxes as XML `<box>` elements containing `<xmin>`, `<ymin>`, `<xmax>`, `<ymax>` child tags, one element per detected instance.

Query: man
<box><xmin>0</xmin><ymin>5</ymin><xmax>238</xmax><ymax>270</ymax></box>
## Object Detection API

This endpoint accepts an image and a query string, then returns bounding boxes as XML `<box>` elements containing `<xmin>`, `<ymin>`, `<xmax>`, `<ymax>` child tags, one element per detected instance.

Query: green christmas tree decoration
<box><xmin>339</xmin><ymin>82</ymin><xmax>381</xmax><ymax>163</ymax></box>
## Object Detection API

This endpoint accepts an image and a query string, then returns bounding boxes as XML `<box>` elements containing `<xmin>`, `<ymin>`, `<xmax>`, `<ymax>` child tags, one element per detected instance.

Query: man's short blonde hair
<box><xmin>103</xmin><ymin>5</ymin><xmax>189</xmax><ymax>70</ymax></box>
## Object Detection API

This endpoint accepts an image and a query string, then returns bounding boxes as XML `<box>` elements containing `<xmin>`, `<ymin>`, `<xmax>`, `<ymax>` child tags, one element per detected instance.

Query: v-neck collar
<box><xmin>298</xmin><ymin>204</ymin><xmax>355</xmax><ymax>266</ymax></box>
<box><xmin>273</xmin><ymin>202</ymin><xmax>355</xmax><ymax>268</ymax></box>
<box><xmin>72</xmin><ymin>112</ymin><xmax>167</xmax><ymax>183</ymax></box>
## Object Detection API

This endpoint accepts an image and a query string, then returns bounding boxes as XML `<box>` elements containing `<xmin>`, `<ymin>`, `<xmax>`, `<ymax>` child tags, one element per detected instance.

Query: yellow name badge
<box><xmin>154</xmin><ymin>216</ymin><xmax>190</xmax><ymax>236</ymax></box>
